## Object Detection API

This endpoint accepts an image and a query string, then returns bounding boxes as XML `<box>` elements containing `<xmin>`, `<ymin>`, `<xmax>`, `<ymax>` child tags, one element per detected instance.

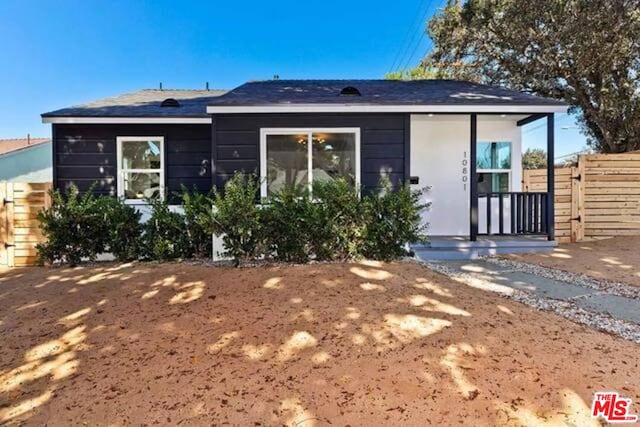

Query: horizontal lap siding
<box><xmin>213</xmin><ymin>114</ymin><xmax>408</xmax><ymax>192</ymax></box>
<box><xmin>54</xmin><ymin>124</ymin><xmax>211</xmax><ymax>200</ymax></box>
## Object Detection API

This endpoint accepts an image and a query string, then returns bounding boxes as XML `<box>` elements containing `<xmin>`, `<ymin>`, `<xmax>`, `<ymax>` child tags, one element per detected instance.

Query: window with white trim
<box><xmin>117</xmin><ymin>136</ymin><xmax>164</xmax><ymax>202</ymax></box>
<box><xmin>260</xmin><ymin>128</ymin><xmax>360</xmax><ymax>197</ymax></box>
<box><xmin>477</xmin><ymin>141</ymin><xmax>511</xmax><ymax>193</ymax></box>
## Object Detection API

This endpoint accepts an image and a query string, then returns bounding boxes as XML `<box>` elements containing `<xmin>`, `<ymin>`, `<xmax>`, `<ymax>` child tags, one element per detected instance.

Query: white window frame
<box><xmin>259</xmin><ymin>128</ymin><xmax>361</xmax><ymax>199</ymax></box>
<box><xmin>477</xmin><ymin>141</ymin><xmax>512</xmax><ymax>193</ymax></box>
<box><xmin>116</xmin><ymin>136</ymin><xmax>165</xmax><ymax>204</ymax></box>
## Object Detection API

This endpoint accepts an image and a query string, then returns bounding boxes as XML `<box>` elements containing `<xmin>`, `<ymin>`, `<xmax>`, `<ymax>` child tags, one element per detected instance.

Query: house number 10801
<box><xmin>462</xmin><ymin>151</ymin><xmax>468</xmax><ymax>190</ymax></box>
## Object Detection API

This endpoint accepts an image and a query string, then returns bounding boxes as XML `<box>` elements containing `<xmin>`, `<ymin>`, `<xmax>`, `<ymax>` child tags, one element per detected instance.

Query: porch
<box><xmin>412</xmin><ymin>235</ymin><xmax>557</xmax><ymax>261</ymax></box>
<box><xmin>469</xmin><ymin>113</ymin><xmax>555</xmax><ymax>242</ymax></box>
<box><xmin>411</xmin><ymin>112</ymin><xmax>556</xmax><ymax>248</ymax></box>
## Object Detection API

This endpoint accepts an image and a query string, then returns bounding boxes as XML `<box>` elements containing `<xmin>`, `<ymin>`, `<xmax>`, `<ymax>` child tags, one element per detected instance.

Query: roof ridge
<box><xmin>139</xmin><ymin>88</ymin><xmax>227</xmax><ymax>92</ymax></box>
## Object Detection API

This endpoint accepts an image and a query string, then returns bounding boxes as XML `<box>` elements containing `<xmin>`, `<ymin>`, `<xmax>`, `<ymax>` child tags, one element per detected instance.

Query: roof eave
<box><xmin>41</xmin><ymin>116</ymin><xmax>211</xmax><ymax>124</ymax></box>
<box><xmin>205</xmin><ymin>104</ymin><xmax>569</xmax><ymax>114</ymax></box>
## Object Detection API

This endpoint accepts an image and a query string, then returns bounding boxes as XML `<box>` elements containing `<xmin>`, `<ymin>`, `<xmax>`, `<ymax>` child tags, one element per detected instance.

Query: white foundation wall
<box><xmin>410</xmin><ymin>114</ymin><xmax>522</xmax><ymax>236</ymax></box>
<box><xmin>130</xmin><ymin>204</ymin><xmax>227</xmax><ymax>260</ymax></box>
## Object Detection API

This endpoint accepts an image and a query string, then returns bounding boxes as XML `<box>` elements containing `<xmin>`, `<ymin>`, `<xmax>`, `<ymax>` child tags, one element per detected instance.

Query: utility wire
<box><xmin>389</xmin><ymin>0</ymin><xmax>432</xmax><ymax>74</ymax></box>
<box><xmin>398</xmin><ymin>0</ymin><xmax>437</xmax><ymax>72</ymax></box>
<box><xmin>523</xmin><ymin>114</ymin><xmax>573</xmax><ymax>133</ymax></box>
<box><xmin>394</xmin><ymin>0</ymin><xmax>449</xmax><ymax>74</ymax></box>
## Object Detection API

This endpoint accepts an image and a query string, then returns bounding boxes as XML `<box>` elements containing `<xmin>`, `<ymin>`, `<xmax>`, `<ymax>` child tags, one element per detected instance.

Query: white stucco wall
<box><xmin>410</xmin><ymin>114</ymin><xmax>522</xmax><ymax>236</ymax></box>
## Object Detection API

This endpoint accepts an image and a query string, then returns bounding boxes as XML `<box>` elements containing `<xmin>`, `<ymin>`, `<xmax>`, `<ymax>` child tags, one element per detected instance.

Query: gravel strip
<box><xmin>483</xmin><ymin>257</ymin><xmax>640</xmax><ymax>300</ymax></box>
<box><xmin>414</xmin><ymin>259</ymin><xmax>640</xmax><ymax>344</ymax></box>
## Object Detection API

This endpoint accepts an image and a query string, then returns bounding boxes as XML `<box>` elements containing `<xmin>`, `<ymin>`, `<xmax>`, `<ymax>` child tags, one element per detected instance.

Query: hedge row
<box><xmin>36</xmin><ymin>174</ymin><xmax>429</xmax><ymax>266</ymax></box>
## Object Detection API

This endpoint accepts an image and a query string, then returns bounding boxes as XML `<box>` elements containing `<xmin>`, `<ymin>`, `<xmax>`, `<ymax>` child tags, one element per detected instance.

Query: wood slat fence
<box><xmin>523</xmin><ymin>153</ymin><xmax>640</xmax><ymax>242</ymax></box>
<box><xmin>0</xmin><ymin>182</ymin><xmax>51</xmax><ymax>267</ymax></box>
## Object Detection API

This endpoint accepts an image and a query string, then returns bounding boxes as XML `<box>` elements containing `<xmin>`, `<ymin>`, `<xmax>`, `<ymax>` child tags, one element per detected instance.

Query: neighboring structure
<box><xmin>42</xmin><ymin>80</ymin><xmax>567</xmax><ymax>244</ymax></box>
<box><xmin>0</xmin><ymin>137</ymin><xmax>52</xmax><ymax>182</ymax></box>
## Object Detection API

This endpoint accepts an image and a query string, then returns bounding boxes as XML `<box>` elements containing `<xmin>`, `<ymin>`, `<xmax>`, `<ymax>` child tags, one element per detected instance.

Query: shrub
<box><xmin>362</xmin><ymin>179</ymin><xmax>429</xmax><ymax>260</ymax></box>
<box><xmin>308</xmin><ymin>178</ymin><xmax>365</xmax><ymax>261</ymax></box>
<box><xmin>262</xmin><ymin>185</ymin><xmax>316</xmax><ymax>263</ymax></box>
<box><xmin>99</xmin><ymin>197</ymin><xmax>143</xmax><ymax>262</ymax></box>
<box><xmin>204</xmin><ymin>173</ymin><xmax>263</xmax><ymax>265</ymax></box>
<box><xmin>180</xmin><ymin>186</ymin><xmax>213</xmax><ymax>258</ymax></box>
<box><xmin>36</xmin><ymin>185</ymin><xmax>108</xmax><ymax>266</ymax></box>
<box><xmin>142</xmin><ymin>197</ymin><xmax>191</xmax><ymax>260</ymax></box>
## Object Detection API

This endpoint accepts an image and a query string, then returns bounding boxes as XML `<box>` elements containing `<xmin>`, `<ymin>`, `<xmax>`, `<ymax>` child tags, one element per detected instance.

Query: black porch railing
<box><xmin>478</xmin><ymin>192</ymin><xmax>549</xmax><ymax>236</ymax></box>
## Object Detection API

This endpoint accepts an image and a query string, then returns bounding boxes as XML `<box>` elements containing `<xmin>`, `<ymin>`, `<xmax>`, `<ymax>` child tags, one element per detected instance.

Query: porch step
<box><xmin>412</xmin><ymin>236</ymin><xmax>557</xmax><ymax>261</ymax></box>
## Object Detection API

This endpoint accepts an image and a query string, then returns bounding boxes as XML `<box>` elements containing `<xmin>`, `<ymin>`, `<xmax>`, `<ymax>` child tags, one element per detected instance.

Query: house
<box><xmin>0</xmin><ymin>137</ymin><xmax>52</xmax><ymax>182</ymax></box>
<box><xmin>41</xmin><ymin>80</ymin><xmax>567</xmax><ymax>257</ymax></box>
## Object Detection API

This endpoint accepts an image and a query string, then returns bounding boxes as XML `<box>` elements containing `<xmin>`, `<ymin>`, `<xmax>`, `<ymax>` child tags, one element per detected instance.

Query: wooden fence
<box><xmin>0</xmin><ymin>182</ymin><xmax>51</xmax><ymax>267</ymax></box>
<box><xmin>523</xmin><ymin>153</ymin><xmax>640</xmax><ymax>242</ymax></box>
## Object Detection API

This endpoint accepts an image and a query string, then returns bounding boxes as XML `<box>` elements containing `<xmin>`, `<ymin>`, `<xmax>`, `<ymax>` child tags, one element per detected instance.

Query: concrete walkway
<box><xmin>438</xmin><ymin>260</ymin><xmax>640</xmax><ymax>325</ymax></box>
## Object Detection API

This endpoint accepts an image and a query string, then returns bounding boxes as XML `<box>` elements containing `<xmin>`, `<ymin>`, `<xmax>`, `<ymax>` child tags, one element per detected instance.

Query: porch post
<box><xmin>546</xmin><ymin>113</ymin><xmax>555</xmax><ymax>241</ymax></box>
<box><xmin>470</xmin><ymin>113</ymin><xmax>478</xmax><ymax>241</ymax></box>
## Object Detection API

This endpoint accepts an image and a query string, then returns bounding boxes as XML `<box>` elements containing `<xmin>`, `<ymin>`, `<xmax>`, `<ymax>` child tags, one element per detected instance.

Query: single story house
<box><xmin>0</xmin><ymin>137</ymin><xmax>52</xmax><ymax>182</ymax></box>
<box><xmin>41</xmin><ymin>80</ymin><xmax>567</xmax><ymax>256</ymax></box>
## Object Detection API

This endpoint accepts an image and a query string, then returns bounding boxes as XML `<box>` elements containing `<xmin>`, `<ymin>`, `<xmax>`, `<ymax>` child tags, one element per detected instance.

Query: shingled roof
<box><xmin>206</xmin><ymin>80</ymin><xmax>567</xmax><ymax>107</ymax></box>
<box><xmin>42</xmin><ymin>89</ymin><xmax>226</xmax><ymax>118</ymax></box>
<box><xmin>41</xmin><ymin>80</ymin><xmax>567</xmax><ymax>119</ymax></box>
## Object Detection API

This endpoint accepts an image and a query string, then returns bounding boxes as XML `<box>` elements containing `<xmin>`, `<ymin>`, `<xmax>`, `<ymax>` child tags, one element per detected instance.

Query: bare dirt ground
<box><xmin>1</xmin><ymin>261</ymin><xmax>639</xmax><ymax>426</ymax></box>
<box><xmin>506</xmin><ymin>236</ymin><xmax>640</xmax><ymax>287</ymax></box>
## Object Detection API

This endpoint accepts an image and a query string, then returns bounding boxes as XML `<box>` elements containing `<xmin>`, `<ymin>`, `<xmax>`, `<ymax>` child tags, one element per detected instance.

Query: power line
<box><xmin>523</xmin><ymin>114</ymin><xmax>573</xmax><ymax>133</ymax></box>
<box><xmin>388</xmin><ymin>1</ymin><xmax>430</xmax><ymax>73</ymax></box>
<box><xmin>390</xmin><ymin>0</ymin><xmax>436</xmax><ymax>74</ymax></box>
<box><xmin>398</xmin><ymin>0</ymin><xmax>437</xmax><ymax>72</ymax></box>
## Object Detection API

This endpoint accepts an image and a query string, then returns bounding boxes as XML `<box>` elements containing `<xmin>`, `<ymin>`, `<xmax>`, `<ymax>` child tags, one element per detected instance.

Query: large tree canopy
<box><xmin>421</xmin><ymin>0</ymin><xmax>640</xmax><ymax>153</ymax></box>
<box><xmin>522</xmin><ymin>148</ymin><xmax>548</xmax><ymax>169</ymax></box>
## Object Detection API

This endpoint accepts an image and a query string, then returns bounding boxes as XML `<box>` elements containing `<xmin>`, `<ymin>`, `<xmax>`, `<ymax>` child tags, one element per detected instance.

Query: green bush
<box><xmin>99</xmin><ymin>197</ymin><xmax>143</xmax><ymax>262</ymax></box>
<box><xmin>36</xmin><ymin>175</ymin><xmax>428</xmax><ymax>266</ymax></box>
<box><xmin>142</xmin><ymin>197</ymin><xmax>191</xmax><ymax>260</ymax></box>
<box><xmin>362</xmin><ymin>179</ymin><xmax>429</xmax><ymax>261</ymax></box>
<box><xmin>308</xmin><ymin>178</ymin><xmax>364</xmax><ymax>261</ymax></box>
<box><xmin>262</xmin><ymin>185</ymin><xmax>316</xmax><ymax>263</ymax></box>
<box><xmin>180</xmin><ymin>186</ymin><xmax>213</xmax><ymax>258</ymax></box>
<box><xmin>203</xmin><ymin>173</ymin><xmax>263</xmax><ymax>265</ymax></box>
<box><xmin>36</xmin><ymin>185</ymin><xmax>109</xmax><ymax>266</ymax></box>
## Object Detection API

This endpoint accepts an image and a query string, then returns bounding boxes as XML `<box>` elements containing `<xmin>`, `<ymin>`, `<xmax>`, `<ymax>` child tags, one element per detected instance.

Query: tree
<box><xmin>385</xmin><ymin>67</ymin><xmax>439</xmax><ymax>80</ymax></box>
<box><xmin>522</xmin><ymin>148</ymin><xmax>548</xmax><ymax>169</ymax></box>
<box><xmin>422</xmin><ymin>0</ymin><xmax>640</xmax><ymax>153</ymax></box>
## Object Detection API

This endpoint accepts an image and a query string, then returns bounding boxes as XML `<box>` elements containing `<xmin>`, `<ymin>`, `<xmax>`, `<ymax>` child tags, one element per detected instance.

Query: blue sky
<box><xmin>0</xmin><ymin>0</ymin><xmax>587</xmax><ymax>157</ymax></box>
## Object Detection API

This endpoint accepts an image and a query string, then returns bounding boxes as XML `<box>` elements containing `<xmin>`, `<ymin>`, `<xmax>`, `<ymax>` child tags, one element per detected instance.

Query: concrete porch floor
<box><xmin>413</xmin><ymin>235</ymin><xmax>557</xmax><ymax>261</ymax></box>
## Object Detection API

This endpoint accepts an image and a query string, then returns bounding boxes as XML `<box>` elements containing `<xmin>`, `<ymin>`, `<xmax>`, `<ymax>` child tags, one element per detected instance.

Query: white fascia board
<box><xmin>42</xmin><ymin>117</ymin><xmax>211</xmax><ymax>124</ymax></box>
<box><xmin>206</xmin><ymin>104</ymin><xmax>569</xmax><ymax>114</ymax></box>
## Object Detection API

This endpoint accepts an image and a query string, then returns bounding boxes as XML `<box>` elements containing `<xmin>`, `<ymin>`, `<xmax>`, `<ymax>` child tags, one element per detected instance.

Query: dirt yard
<box><xmin>1</xmin><ymin>261</ymin><xmax>639</xmax><ymax>426</ymax></box>
<box><xmin>507</xmin><ymin>236</ymin><xmax>640</xmax><ymax>287</ymax></box>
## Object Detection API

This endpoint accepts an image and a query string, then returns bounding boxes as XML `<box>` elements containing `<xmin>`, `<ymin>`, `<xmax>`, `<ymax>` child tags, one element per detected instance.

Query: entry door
<box><xmin>410</xmin><ymin>115</ymin><xmax>470</xmax><ymax>236</ymax></box>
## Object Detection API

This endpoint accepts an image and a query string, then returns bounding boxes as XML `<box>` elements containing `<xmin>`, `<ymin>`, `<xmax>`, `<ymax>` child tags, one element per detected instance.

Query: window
<box><xmin>260</xmin><ymin>128</ymin><xmax>360</xmax><ymax>197</ymax></box>
<box><xmin>117</xmin><ymin>136</ymin><xmax>164</xmax><ymax>202</ymax></box>
<box><xmin>477</xmin><ymin>141</ymin><xmax>511</xmax><ymax>193</ymax></box>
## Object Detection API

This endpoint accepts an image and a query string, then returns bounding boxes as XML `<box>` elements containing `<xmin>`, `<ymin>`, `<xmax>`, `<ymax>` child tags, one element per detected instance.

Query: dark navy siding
<box><xmin>53</xmin><ymin>124</ymin><xmax>211</xmax><ymax>199</ymax></box>
<box><xmin>212</xmin><ymin>113</ymin><xmax>409</xmax><ymax>192</ymax></box>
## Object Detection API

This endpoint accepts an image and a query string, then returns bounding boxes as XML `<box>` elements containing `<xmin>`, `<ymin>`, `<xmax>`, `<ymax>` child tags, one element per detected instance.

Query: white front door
<box><xmin>410</xmin><ymin>115</ymin><xmax>470</xmax><ymax>236</ymax></box>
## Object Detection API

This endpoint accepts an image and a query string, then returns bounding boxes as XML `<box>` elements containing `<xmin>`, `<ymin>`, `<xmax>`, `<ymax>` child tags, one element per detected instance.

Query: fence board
<box><xmin>0</xmin><ymin>182</ymin><xmax>51</xmax><ymax>267</ymax></box>
<box><xmin>523</xmin><ymin>152</ymin><xmax>640</xmax><ymax>242</ymax></box>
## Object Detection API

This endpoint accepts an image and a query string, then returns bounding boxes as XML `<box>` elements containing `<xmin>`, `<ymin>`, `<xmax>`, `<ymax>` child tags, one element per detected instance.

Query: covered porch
<box><xmin>410</xmin><ymin>111</ymin><xmax>556</xmax><ymax>258</ymax></box>
<box><xmin>470</xmin><ymin>113</ymin><xmax>556</xmax><ymax>242</ymax></box>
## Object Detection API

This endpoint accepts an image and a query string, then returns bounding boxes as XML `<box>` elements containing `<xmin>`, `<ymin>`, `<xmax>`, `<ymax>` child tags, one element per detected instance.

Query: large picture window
<box><xmin>260</xmin><ymin>128</ymin><xmax>360</xmax><ymax>197</ymax></box>
<box><xmin>117</xmin><ymin>136</ymin><xmax>164</xmax><ymax>202</ymax></box>
<box><xmin>477</xmin><ymin>141</ymin><xmax>511</xmax><ymax>193</ymax></box>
